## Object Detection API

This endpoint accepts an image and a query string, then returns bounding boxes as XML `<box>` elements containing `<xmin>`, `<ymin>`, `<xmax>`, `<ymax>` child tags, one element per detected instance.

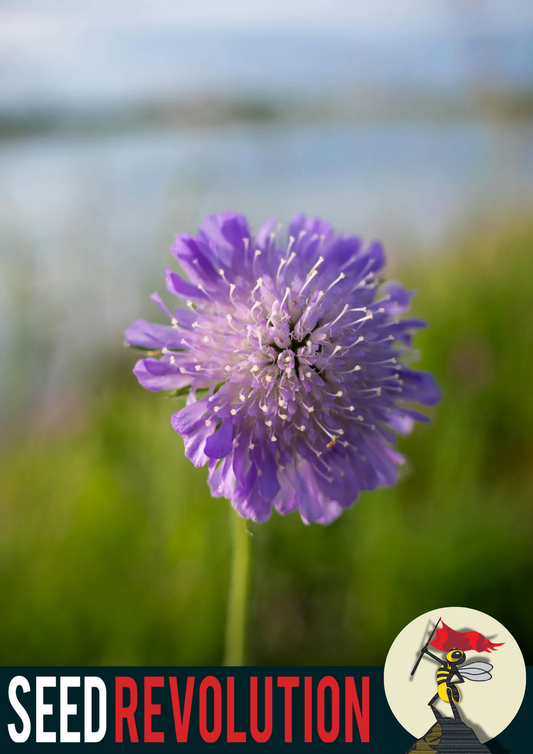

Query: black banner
<box><xmin>0</xmin><ymin>667</ymin><xmax>530</xmax><ymax>751</ymax></box>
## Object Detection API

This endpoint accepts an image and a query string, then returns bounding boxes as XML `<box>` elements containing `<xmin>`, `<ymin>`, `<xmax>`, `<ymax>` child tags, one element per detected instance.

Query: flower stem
<box><xmin>224</xmin><ymin>509</ymin><xmax>251</xmax><ymax>666</ymax></box>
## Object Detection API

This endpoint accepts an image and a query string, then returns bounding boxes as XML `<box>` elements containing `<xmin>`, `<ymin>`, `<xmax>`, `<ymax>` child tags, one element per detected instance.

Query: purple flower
<box><xmin>126</xmin><ymin>212</ymin><xmax>439</xmax><ymax>524</ymax></box>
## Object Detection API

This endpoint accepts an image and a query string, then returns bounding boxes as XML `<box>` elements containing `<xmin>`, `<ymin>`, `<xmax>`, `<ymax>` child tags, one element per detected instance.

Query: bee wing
<box><xmin>460</xmin><ymin>662</ymin><xmax>493</xmax><ymax>681</ymax></box>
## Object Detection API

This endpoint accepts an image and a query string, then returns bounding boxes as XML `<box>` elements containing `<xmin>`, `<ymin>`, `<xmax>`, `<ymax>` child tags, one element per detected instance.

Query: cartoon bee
<box><xmin>420</xmin><ymin>645</ymin><xmax>494</xmax><ymax>713</ymax></box>
<box><xmin>410</xmin><ymin>618</ymin><xmax>501</xmax><ymax>722</ymax></box>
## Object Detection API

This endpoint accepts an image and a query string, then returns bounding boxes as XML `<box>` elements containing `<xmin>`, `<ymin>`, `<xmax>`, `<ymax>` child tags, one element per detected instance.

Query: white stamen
<box><xmin>346</xmin><ymin>313</ymin><xmax>373</xmax><ymax>327</ymax></box>
<box><xmin>195</xmin><ymin>365</ymin><xmax>201</xmax><ymax>371</ymax></box>
<box><xmin>354</xmin><ymin>386</ymin><xmax>381</xmax><ymax>396</ymax></box>
<box><xmin>328</xmin><ymin>303</ymin><xmax>350</xmax><ymax>327</ymax></box>
<box><xmin>299</xmin><ymin>269</ymin><xmax>318</xmax><ymax>295</ymax></box>
<box><xmin>205</xmin><ymin>419</ymin><xmax>212</xmax><ymax>427</ymax></box>
<box><xmin>326</xmin><ymin>272</ymin><xmax>345</xmax><ymax>292</ymax></box>
<box><xmin>308</xmin><ymin>255</ymin><xmax>324</xmax><ymax>276</ymax></box>
<box><xmin>171</xmin><ymin>318</ymin><xmax>178</xmax><ymax>328</ymax></box>
<box><xmin>213</xmin><ymin>406</ymin><xmax>220</xmax><ymax>413</ymax></box>
<box><xmin>366</xmin><ymin>358</ymin><xmax>397</xmax><ymax>366</ymax></box>
<box><xmin>265</xmin><ymin>420</ymin><xmax>272</xmax><ymax>427</ymax></box>
<box><xmin>341</xmin><ymin>365</ymin><xmax>362</xmax><ymax>375</ymax></box>
<box><xmin>315</xmin><ymin>418</ymin><xmax>338</xmax><ymax>442</ymax></box>
<box><xmin>286</xmin><ymin>236</ymin><xmax>295</xmax><ymax>256</ymax></box>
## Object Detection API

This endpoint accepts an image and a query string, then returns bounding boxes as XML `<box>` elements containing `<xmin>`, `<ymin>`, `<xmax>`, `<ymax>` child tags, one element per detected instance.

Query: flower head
<box><xmin>126</xmin><ymin>212</ymin><xmax>439</xmax><ymax>524</ymax></box>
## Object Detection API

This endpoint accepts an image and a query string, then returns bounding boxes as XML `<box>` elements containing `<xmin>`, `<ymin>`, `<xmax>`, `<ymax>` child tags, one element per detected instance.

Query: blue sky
<box><xmin>1</xmin><ymin>1</ymin><xmax>532</xmax><ymax>109</ymax></box>
<box><xmin>2</xmin><ymin>0</ymin><xmax>533</xmax><ymax>34</ymax></box>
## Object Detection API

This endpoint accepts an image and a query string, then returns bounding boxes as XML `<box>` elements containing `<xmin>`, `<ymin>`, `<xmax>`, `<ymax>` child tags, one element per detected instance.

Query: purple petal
<box><xmin>380</xmin><ymin>282</ymin><xmax>413</xmax><ymax>315</ymax></box>
<box><xmin>133</xmin><ymin>358</ymin><xmax>190</xmax><ymax>392</ymax></box>
<box><xmin>150</xmin><ymin>292</ymin><xmax>173</xmax><ymax>318</ymax></box>
<box><xmin>256</xmin><ymin>217</ymin><xmax>276</xmax><ymax>248</ymax></box>
<box><xmin>400</xmin><ymin>369</ymin><xmax>441</xmax><ymax>406</ymax></box>
<box><xmin>200</xmin><ymin>212</ymin><xmax>250</xmax><ymax>271</ymax></box>
<box><xmin>233</xmin><ymin>480</ymin><xmax>273</xmax><ymax>522</ymax></box>
<box><xmin>165</xmin><ymin>268</ymin><xmax>208</xmax><ymax>302</ymax></box>
<box><xmin>183</xmin><ymin>420</ymin><xmax>215</xmax><ymax>467</ymax></box>
<box><xmin>209</xmin><ymin>456</ymin><xmax>235</xmax><ymax>498</ymax></box>
<box><xmin>204</xmin><ymin>420</ymin><xmax>234</xmax><ymax>459</ymax></box>
<box><xmin>384</xmin><ymin>412</ymin><xmax>415</xmax><ymax>435</ymax></box>
<box><xmin>171</xmin><ymin>399</ymin><xmax>209</xmax><ymax>435</ymax></box>
<box><xmin>125</xmin><ymin>319</ymin><xmax>183</xmax><ymax>350</ymax></box>
<box><xmin>170</xmin><ymin>235</ymin><xmax>219</xmax><ymax>286</ymax></box>
<box><xmin>257</xmin><ymin>450</ymin><xmax>280</xmax><ymax>501</ymax></box>
<box><xmin>324</xmin><ymin>235</ymin><xmax>362</xmax><ymax>271</ymax></box>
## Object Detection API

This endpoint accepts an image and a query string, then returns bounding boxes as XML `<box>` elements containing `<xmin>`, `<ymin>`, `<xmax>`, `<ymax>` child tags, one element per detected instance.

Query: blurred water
<box><xmin>1</xmin><ymin>117</ymin><xmax>533</xmax><ymax>423</ymax></box>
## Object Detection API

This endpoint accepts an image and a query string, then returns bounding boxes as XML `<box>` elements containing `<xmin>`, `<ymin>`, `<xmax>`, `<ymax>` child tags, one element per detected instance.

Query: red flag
<box><xmin>429</xmin><ymin>621</ymin><xmax>504</xmax><ymax>653</ymax></box>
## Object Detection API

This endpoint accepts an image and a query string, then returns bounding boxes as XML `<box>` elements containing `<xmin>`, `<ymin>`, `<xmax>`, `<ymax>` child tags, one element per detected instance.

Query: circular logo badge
<box><xmin>384</xmin><ymin>606</ymin><xmax>526</xmax><ymax>745</ymax></box>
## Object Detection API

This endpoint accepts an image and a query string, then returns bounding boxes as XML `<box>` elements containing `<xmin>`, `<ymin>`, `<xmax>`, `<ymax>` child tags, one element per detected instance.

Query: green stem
<box><xmin>223</xmin><ymin>508</ymin><xmax>251</xmax><ymax>666</ymax></box>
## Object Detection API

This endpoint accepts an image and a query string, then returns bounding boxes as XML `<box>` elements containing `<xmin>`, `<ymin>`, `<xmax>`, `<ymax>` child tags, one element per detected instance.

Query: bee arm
<box><xmin>423</xmin><ymin>649</ymin><xmax>444</xmax><ymax>664</ymax></box>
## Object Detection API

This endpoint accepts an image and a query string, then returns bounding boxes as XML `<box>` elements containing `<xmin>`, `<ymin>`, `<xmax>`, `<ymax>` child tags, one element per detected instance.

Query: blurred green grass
<box><xmin>1</xmin><ymin>219</ymin><xmax>532</xmax><ymax>666</ymax></box>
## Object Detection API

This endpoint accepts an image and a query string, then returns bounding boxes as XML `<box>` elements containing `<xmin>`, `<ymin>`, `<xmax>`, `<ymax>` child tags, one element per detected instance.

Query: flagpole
<box><xmin>411</xmin><ymin>616</ymin><xmax>442</xmax><ymax>676</ymax></box>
